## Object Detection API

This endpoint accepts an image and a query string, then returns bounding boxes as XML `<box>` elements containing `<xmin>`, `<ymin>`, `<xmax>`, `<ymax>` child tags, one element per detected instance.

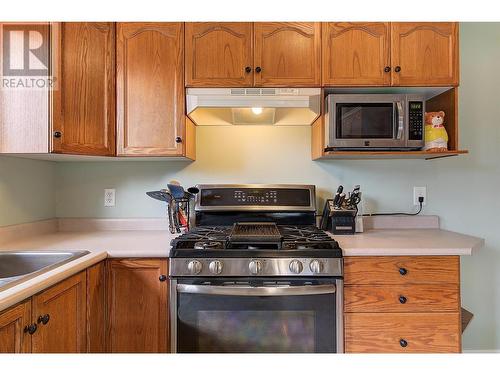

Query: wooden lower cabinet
<box><xmin>0</xmin><ymin>301</ymin><xmax>31</xmax><ymax>353</ymax></box>
<box><xmin>344</xmin><ymin>256</ymin><xmax>462</xmax><ymax>353</ymax></box>
<box><xmin>87</xmin><ymin>261</ymin><xmax>107</xmax><ymax>353</ymax></box>
<box><xmin>345</xmin><ymin>313</ymin><xmax>461</xmax><ymax>353</ymax></box>
<box><xmin>106</xmin><ymin>259</ymin><xmax>169</xmax><ymax>353</ymax></box>
<box><xmin>31</xmin><ymin>272</ymin><xmax>87</xmax><ymax>353</ymax></box>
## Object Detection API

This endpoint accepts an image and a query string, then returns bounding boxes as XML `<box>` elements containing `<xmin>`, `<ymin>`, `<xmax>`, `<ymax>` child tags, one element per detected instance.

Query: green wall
<box><xmin>1</xmin><ymin>23</ymin><xmax>498</xmax><ymax>351</ymax></box>
<box><xmin>0</xmin><ymin>156</ymin><xmax>56</xmax><ymax>227</ymax></box>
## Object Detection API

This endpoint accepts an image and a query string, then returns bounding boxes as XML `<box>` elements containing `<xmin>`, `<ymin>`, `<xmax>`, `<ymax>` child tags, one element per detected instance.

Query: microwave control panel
<box><xmin>409</xmin><ymin>101</ymin><xmax>424</xmax><ymax>140</ymax></box>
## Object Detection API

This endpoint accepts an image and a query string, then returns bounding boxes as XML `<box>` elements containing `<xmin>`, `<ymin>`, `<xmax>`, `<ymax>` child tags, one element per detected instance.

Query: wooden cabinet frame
<box><xmin>51</xmin><ymin>22</ymin><xmax>116</xmax><ymax>156</ymax></box>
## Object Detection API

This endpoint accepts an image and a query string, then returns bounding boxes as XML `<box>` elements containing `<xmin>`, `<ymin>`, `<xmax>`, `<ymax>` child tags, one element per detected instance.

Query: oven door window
<box><xmin>176</xmin><ymin>285</ymin><xmax>336</xmax><ymax>353</ymax></box>
<box><xmin>336</xmin><ymin>103</ymin><xmax>394</xmax><ymax>139</ymax></box>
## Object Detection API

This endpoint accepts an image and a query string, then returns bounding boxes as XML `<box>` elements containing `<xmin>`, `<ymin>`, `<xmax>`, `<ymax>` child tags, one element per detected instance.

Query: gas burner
<box><xmin>194</xmin><ymin>241</ymin><xmax>225</xmax><ymax>250</ymax></box>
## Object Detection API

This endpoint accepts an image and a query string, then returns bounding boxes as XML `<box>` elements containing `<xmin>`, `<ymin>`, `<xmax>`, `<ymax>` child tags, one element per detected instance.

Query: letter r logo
<box><xmin>2</xmin><ymin>24</ymin><xmax>49</xmax><ymax>76</ymax></box>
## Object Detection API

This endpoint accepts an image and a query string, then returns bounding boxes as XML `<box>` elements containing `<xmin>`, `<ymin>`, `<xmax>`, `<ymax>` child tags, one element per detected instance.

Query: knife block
<box><xmin>328</xmin><ymin>209</ymin><xmax>357</xmax><ymax>235</ymax></box>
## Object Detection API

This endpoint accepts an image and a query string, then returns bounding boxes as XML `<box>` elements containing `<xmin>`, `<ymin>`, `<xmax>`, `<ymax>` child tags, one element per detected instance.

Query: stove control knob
<box><xmin>309</xmin><ymin>259</ymin><xmax>324</xmax><ymax>274</ymax></box>
<box><xmin>187</xmin><ymin>260</ymin><xmax>202</xmax><ymax>275</ymax></box>
<box><xmin>289</xmin><ymin>259</ymin><xmax>303</xmax><ymax>274</ymax></box>
<box><xmin>248</xmin><ymin>260</ymin><xmax>263</xmax><ymax>275</ymax></box>
<box><xmin>209</xmin><ymin>260</ymin><xmax>223</xmax><ymax>275</ymax></box>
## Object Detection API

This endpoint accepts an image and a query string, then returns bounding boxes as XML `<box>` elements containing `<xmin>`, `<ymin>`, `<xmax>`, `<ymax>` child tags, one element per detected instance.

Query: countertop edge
<box><xmin>0</xmin><ymin>251</ymin><xmax>107</xmax><ymax>312</ymax></box>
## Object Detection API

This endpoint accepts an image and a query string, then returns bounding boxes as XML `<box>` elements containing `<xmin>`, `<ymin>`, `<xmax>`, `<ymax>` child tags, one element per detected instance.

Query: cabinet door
<box><xmin>185</xmin><ymin>22</ymin><xmax>253</xmax><ymax>87</ymax></box>
<box><xmin>0</xmin><ymin>22</ymin><xmax>50</xmax><ymax>153</ymax></box>
<box><xmin>322</xmin><ymin>22</ymin><xmax>390</xmax><ymax>86</ymax></box>
<box><xmin>0</xmin><ymin>300</ymin><xmax>31</xmax><ymax>353</ymax></box>
<box><xmin>52</xmin><ymin>22</ymin><xmax>115</xmax><ymax>155</ymax></box>
<box><xmin>116</xmin><ymin>23</ymin><xmax>184</xmax><ymax>156</ymax></box>
<box><xmin>391</xmin><ymin>22</ymin><xmax>459</xmax><ymax>86</ymax></box>
<box><xmin>106</xmin><ymin>259</ymin><xmax>169</xmax><ymax>353</ymax></box>
<box><xmin>31</xmin><ymin>272</ymin><xmax>87</xmax><ymax>353</ymax></box>
<box><xmin>254</xmin><ymin>22</ymin><xmax>321</xmax><ymax>86</ymax></box>
<box><xmin>345</xmin><ymin>313</ymin><xmax>461</xmax><ymax>353</ymax></box>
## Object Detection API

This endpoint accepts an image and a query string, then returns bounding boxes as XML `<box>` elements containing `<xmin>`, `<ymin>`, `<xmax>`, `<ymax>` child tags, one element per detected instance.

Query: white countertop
<box><xmin>336</xmin><ymin>229</ymin><xmax>484</xmax><ymax>256</ymax></box>
<box><xmin>0</xmin><ymin>228</ymin><xmax>484</xmax><ymax>258</ymax></box>
<box><xmin>0</xmin><ymin>221</ymin><xmax>484</xmax><ymax>312</ymax></box>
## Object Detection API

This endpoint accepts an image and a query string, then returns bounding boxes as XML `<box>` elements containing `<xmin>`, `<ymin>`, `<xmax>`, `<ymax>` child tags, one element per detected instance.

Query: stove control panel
<box><xmin>195</xmin><ymin>185</ymin><xmax>316</xmax><ymax>211</ymax></box>
<box><xmin>170</xmin><ymin>258</ymin><xmax>343</xmax><ymax>277</ymax></box>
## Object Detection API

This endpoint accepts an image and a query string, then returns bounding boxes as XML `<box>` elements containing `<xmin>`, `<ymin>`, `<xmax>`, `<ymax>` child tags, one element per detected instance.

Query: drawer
<box><xmin>344</xmin><ymin>256</ymin><xmax>459</xmax><ymax>285</ymax></box>
<box><xmin>344</xmin><ymin>313</ymin><xmax>461</xmax><ymax>353</ymax></box>
<box><xmin>344</xmin><ymin>284</ymin><xmax>460</xmax><ymax>313</ymax></box>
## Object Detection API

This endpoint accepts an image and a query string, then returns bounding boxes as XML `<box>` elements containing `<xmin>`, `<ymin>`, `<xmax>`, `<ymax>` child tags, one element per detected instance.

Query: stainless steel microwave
<box><xmin>324</xmin><ymin>94</ymin><xmax>425</xmax><ymax>150</ymax></box>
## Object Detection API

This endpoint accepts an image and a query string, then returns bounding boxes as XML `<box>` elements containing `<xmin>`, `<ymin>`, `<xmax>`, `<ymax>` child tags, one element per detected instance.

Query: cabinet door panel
<box><xmin>322</xmin><ymin>22</ymin><xmax>390</xmax><ymax>86</ymax></box>
<box><xmin>185</xmin><ymin>22</ymin><xmax>253</xmax><ymax>87</ymax></box>
<box><xmin>344</xmin><ymin>284</ymin><xmax>460</xmax><ymax>313</ymax></box>
<box><xmin>32</xmin><ymin>272</ymin><xmax>86</xmax><ymax>353</ymax></box>
<box><xmin>106</xmin><ymin>259</ymin><xmax>168</xmax><ymax>353</ymax></box>
<box><xmin>254</xmin><ymin>22</ymin><xmax>321</xmax><ymax>86</ymax></box>
<box><xmin>0</xmin><ymin>22</ymin><xmax>50</xmax><ymax>153</ymax></box>
<box><xmin>345</xmin><ymin>313</ymin><xmax>461</xmax><ymax>353</ymax></box>
<box><xmin>344</xmin><ymin>256</ymin><xmax>460</xmax><ymax>285</ymax></box>
<box><xmin>117</xmin><ymin>23</ymin><xmax>184</xmax><ymax>156</ymax></box>
<box><xmin>391</xmin><ymin>22</ymin><xmax>459</xmax><ymax>86</ymax></box>
<box><xmin>52</xmin><ymin>22</ymin><xmax>115</xmax><ymax>155</ymax></box>
<box><xmin>0</xmin><ymin>301</ymin><xmax>31</xmax><ymax>353</ymax></box>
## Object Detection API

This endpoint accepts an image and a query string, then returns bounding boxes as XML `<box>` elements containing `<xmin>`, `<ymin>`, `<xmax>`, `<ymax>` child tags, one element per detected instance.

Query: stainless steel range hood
<box><xmin>186</xmin><ymin>88</ymin><xmax>321</xmax><ymax>126</ymax></box>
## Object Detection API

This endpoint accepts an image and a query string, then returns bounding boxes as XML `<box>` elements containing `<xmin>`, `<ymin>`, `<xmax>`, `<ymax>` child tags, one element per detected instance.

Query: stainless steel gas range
<box><xmin>169</xmin><ymin>184</ymin><xmax>343</xmax><ymax>353</ymax></box>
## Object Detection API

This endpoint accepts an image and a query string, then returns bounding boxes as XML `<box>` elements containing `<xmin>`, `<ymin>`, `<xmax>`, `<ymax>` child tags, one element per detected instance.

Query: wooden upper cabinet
<box><xmin>31</xmin><ymin>272</ymin><xmax>86</xmax><ymax>353</ymax></box>
<box><xmin>0</xmin><ymin>300</ymin><xmax>31</xmax><ymax>353</ymax></box>
<box><xmin>322</xmin><ymin>22</ymin><xmax>391</xmax><ymax>86</ymax></box>
<box><xmin>52</xmin><ymin>22</ymin><xmax>115</xmax><ymax>156</ymax></box>
<box><xmin>185</xmin><ymin>23</ymin><xmax>253</xmax><ymax>87</ymax></box>
<box><xmin>254</xmin><ymin>23</ymin><xmax>321</xmax><ymax>86</ymax></box>
<box><xmin>116</xmin><ymin>23</ymin><xmax>184</xmax><ymax>156</ymax></box>
<box><xmin>106</xmin><ymin>259</ymin><xmax>168</xmax><ymax>353</ymax></box>
<box><xmin>391</xmin><ymin>22</ymin><xmax>459</xmax><ymax>86</ymax></box>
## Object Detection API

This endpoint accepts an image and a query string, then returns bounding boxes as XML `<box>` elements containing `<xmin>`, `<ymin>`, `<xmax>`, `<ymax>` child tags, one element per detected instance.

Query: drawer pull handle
<box><xmin>24</xmin><ymin>323</ymin><xmax>37</xmax><ymax>335</ymax></box>
<box><xmin>400</xmin><ymin>339</ymin><xmax>408</xmax><ymax>348</ymax></box>
<box><xmin>37</xmin><ymin>314</ymin><xmax>50</xmax><ymax>325</ymax></box>
<box><xmin>399</xmin><ymin>267</ymin><xmax>407</xmax><ymax>276</ymax></box>
<box><xmin>399</xmin><ymin>296</ymin><xmax>407</xmax><ymax>304</ymax></box>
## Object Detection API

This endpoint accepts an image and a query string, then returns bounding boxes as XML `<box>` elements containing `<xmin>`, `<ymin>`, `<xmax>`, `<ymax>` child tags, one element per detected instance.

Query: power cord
<box><xmin>363</xmin><ymin>196</ymin><xmax>424</xmax><ymax>217</ymax></box>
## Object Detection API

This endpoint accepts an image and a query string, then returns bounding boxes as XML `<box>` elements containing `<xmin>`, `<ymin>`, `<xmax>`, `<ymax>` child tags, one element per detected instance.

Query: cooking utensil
<box><xmin>146</xmin><ymin>184</ymin><xmax>199</xmax><ymax>234</ymax></box>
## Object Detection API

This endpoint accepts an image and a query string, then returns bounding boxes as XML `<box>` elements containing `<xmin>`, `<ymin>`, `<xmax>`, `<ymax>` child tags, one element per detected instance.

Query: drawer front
<box><xmin>344</xmin><ymin>284</ymin><xmax>460</xmax><ymax>313</ymax></box>
<box><xmin>345</xmin><ymin>313</ymin><xmax>461</xmax><ymax>353</ymax></box>
<box><xmin>344</xmin><ymin>256</ymin><xmax>459</xmax><ymax>285</ymax></box>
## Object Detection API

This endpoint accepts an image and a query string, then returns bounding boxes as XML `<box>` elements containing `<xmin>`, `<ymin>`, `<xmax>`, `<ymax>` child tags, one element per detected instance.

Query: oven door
<box><xmin>328</xmin><ymin>94</ymin><xmax>406</xmax><ymax>149</ymax></box>
<box><xmin>171</xmin><ymin>278</ymin><xmax>343</xmax><ymax>353</ymax></box>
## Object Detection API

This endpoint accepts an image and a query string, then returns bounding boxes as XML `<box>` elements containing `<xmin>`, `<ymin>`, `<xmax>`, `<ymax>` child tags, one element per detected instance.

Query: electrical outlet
<box><xmin>104</xmin><ymin>189</ymin><xmax>116</xmax><ymax>207</ymax></box>
<box><xmin>413</xmin><ymin>186</ymin><xmax>426</xmax><ymax>206</ymax></box>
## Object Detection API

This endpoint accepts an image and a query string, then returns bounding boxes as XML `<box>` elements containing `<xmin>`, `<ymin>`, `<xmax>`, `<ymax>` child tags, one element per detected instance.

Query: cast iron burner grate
<box><xmin>229</xmin><ymin>222</ymin><xmax>283</xmax><ymax>243</ymax></box>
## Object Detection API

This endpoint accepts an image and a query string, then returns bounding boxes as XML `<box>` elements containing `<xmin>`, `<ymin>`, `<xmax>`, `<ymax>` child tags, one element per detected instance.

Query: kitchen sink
<box><xmin>0</xmin><ymin>251</ymin><xmax>90</xmax><ymax>293</ymax></box>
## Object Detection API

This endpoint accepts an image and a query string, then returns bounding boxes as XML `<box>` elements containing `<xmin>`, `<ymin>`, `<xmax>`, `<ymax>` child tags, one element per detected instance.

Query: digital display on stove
<box><xmin>200</xmin><ymin>188</ymin><xmax>311</xmax><ymax>207</ymax></box>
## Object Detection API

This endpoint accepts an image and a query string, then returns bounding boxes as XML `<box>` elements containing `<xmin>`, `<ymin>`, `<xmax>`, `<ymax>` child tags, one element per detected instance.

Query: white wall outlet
<box><xmin>104</xmin><ymin>189</ymin><xmax>116</xmax><ymax>207</ymax></box>
<box><xmin>413</xmin><ymin>186</ymin><xmax>427</xmax><ymax>206</ymax></box>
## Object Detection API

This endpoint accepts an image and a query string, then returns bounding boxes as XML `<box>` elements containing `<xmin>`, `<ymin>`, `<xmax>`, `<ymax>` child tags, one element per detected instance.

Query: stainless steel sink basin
<box><xmin>0</xmin><ymin>251</ymin><xmax>90</xmax><ymax>292</ymax></box>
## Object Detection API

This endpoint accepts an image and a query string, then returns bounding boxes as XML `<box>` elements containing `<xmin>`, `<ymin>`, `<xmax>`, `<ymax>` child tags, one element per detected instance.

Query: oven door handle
<box><xmin>177</xmin><ymin>283</ymin><xmax>336</xmax><ymax>296</ymax></box>
<box><xmin>395</xmin><ymin>101</ymin><xmax>404</xmax><ymax>140</ymax></box>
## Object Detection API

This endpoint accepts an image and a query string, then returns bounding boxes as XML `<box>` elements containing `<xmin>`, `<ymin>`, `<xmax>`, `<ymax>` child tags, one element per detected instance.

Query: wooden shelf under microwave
<box><xmin>319</xmin><ymin>150</ymin><xmax>469</xmax><ymax>160</ymax></box>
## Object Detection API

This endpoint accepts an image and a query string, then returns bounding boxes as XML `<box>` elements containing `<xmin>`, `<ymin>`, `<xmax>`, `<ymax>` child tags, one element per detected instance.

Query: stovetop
<box><xmin>169</xmin><ymin>224</ymin><xmax>342</xmax><ymax>258</ymax></box>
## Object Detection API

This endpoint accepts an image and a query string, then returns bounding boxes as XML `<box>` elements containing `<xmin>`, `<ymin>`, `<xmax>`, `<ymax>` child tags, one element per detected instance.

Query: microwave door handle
<box><xmin>396</xmin><ymin>101</ymin><xmax>404</xmax><ymax>140</ymax></box>
<box><xmin>177</xmin><ymin>283</ymin><xmax>336</xmax><ymax>297</ymax></box>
